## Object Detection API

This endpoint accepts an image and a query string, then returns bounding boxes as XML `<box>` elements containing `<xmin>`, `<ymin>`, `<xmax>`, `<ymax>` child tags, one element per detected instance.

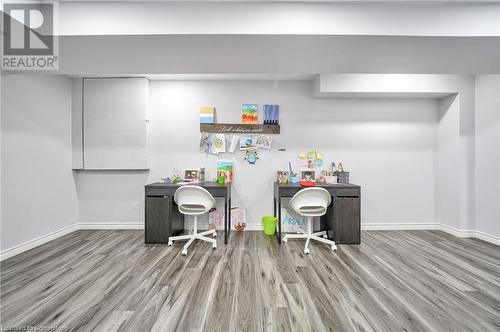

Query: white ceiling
<box><xmin>58</xmin><ymin>1</ymin><xmax>500</xmax><ymax>36</ymax></box>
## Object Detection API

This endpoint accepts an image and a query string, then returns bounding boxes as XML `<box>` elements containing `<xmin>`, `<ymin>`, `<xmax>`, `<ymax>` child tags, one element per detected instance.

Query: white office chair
<box><xmin>282</xmin><ymin>187</ymin><xmax>337</xmax><ymax>254</ymax></box>
<box><xmin>168</xmin><ymin>186</ymin><xmax>217</xmax><ymax>255</ymax></box>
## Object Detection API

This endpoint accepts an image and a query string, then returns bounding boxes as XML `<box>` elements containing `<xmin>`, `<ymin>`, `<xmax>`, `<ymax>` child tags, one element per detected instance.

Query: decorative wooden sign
<box><xmin>200</xmin><ymin>123</ymin><xmax>280</xmax><ymax>134</ymax></box>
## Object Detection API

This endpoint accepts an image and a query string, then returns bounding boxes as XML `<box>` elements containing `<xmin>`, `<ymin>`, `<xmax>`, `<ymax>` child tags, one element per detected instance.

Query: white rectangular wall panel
<box><xmin>72</xmin><ymin>78</ymin><xmax>84</xmax><ymax>169</ymax></box>
<box><xmin>83</xmin><ymin>78</ymin><xmax>149</xmax><ymax>169</ymax></box>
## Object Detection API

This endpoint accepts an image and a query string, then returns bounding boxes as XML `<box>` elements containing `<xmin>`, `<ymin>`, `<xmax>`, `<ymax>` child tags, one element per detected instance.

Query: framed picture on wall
<box><xmin>184</xmin><ymin>169</ymin><xmax>199</xmax><ymax>180</ymax></box>
<box><xmin>300</xmin><ymin>170</ymin><xmax>316</xmax><ymax>182</ymax></box>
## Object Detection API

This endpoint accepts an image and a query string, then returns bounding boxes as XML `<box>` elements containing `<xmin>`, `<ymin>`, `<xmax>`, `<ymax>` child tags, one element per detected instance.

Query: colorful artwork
<box><xmin>209</xmin><ymin>207</ymin><xmax>246</xmax><ymax>230</ymax></box>
<box><xmin>254</xmin><ymin>134</ymin><xmax>272</xmax><ymax>149</ymax></box>
<box><xmin>244</xmin><ymin>148</ymin><xmax>259</xmax><ymax>164</ymax></box>
<box><xmin>199</xmin><ymin>106</ymin><xmax>216</xmax><ymax>124</ymax></box>
<box><xmin>241</xmin><ymin>104</ymin><xmax>258</xmax><ymax>124</ymax></box>
<box><xmin>263</xmin><ymin>104</ymin><xmax>279</xmax><ymax>124</ymax></box>
<box><xmin>298</xmin><ymin>149</ymin><xmax>323</xmax><ymax>168</ymax></box>
<box><xmin>217</xmin><ymin>161</ymin><xmax>234</xmax><ymax>182</ymax></box>
<box><xmin>240</xmin><ymin>135</ymin><xmax>254</xmax><ymax>150</ymax></box>
<box><xmin>212</xmin><ymin>134</ymin><xmax>226</xmax><ymax>154</ymax></box>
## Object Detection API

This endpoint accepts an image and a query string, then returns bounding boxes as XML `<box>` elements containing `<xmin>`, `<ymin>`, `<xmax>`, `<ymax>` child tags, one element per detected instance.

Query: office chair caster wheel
<box><xmin>282</xmin><ymin>237</ymin><xmax>288</xmax><ymax>243</ymax></box>
<box><xmin>182</xmin><ymin>249</ymin><xmax>188</xmax><ymax>256</ymax></box>
<box><xmin>331</xmin><ymin>245</ymin><xmax>337</xmax><ymax>251</ymax></box>
<box><xmin>168</xmin><ymin>241</ymin><xmax>173</xmax><ymax>246</ymax></box>
<box><xmin>304</xmin><ymin>248</ymin><xmax>310</xmax><ymax>255</ymax></box>
<box><xmin>213</xmin><ymin>243</ymin><xmax>217</xmax><ymax>249</ymax></box>
<box><xmin>323</xmin><ymin>234</ymin><xmax>328</xmax><ymax>239</ymax></box>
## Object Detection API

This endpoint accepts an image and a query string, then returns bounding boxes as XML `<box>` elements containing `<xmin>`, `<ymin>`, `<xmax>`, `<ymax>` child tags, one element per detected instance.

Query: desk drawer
<box><xmin>146</xmin><ymin>189</ymin><xmax>170</xmax><ymax>197</ymax></box>
<box><xmin>334</xmin><ymin>188</ymin><xmax>360</xmax><ymax>197</ymax></box>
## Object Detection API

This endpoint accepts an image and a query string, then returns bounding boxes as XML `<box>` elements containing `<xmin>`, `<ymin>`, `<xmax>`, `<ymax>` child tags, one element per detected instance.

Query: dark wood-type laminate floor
<box><xmin>1</xmin><ymin>230</ymin><xmax>500</xmax><ymax>331</ymax></box>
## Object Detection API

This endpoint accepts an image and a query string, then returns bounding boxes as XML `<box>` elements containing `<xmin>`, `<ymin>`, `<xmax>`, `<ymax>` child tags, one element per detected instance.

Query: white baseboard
<box><xmin>0</xmin><ymin>224</ymin><xmax>79</xmax><ymax>261</ymax></box>
<box><xmin>361</xmin><ymin>222</ymin><xmax>436</xmax><ymax>231</ymax></box>
<box><xmin>244</xmin><ymin>224</ymin><xmax>264</xmax><ymax>231</ymax></box>
<box><xmin>2</xmin><ymin>222</ymin><xmax>498</xmax><ymax>261</ymax></box>
<box><xmin>78</xmin><ymin>222</ymin><xmax>144</xmax><ymax>230</ymax></box>
<box><xmin>363</xmin><ymin>222</ymin><xmax>500</xmax><ymax>246</ymax></box>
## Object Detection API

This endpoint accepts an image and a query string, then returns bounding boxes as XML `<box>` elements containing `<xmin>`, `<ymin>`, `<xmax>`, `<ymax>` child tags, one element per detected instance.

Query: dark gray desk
<box><xmin>274</xmin><ymin>182</ymin><xmax>361</xmax><ymax>244</ymax></box>
<box><xmin>145</xmin><ymin>182</ymin><xmax>231</xmax><ymax>244</ymax></box>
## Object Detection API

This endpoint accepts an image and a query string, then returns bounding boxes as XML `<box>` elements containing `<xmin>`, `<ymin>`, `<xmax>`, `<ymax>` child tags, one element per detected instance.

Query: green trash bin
<box><xmin>263</xmin><ymin>216</ymin><xmax>277</xmax><ymax>235</ymax></box>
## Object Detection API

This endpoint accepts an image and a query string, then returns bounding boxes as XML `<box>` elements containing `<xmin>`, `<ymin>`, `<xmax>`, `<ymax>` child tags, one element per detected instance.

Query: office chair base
<box><xmin>283</xmin><ymin>230</ymin><xmax>337</xmax><ymax>254</ymax></box>
<box><xmin>169</xmin><ymin>229</ymin><xmax>217</xmax><ymax>255</ymax></box>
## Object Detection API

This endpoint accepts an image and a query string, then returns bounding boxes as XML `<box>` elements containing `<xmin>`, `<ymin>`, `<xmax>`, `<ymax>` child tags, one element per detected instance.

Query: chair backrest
<box><xmin>174</xmin><ymin>185</ymin><xmax>216</xmax><ymax>215</ymax></box>
<box><xmin>289</xmin><ymin>187</ymin><xmax>332</xmax><ymax>217</ymax></box>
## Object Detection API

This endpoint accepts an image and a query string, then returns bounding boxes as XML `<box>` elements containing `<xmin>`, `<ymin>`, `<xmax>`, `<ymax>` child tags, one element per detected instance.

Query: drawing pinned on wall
<box><xmin>199</xmin><ymin>132</ymin><xmax>211</xmax><ymax>153</ymax></box>
<box><xmin>263</xmin><ymin>104</ymin><xmax>279</xmax><ymax>124</ymax></box>
<box><xmin>244</xmin><ymin>147</ymin><xmax>259</xmax><ymax>164</ymax></box>
<box><xmin>229</xmin><ymin>135</ymin><xmax>239</xmax><ymax>153</ymax></box>
<box><xmin>254</xmin><ymin>134</ymin><xmax>272</xmax><ymax>149</ymax></box>
<box><xmin>241</xmin><ymin>104</ymin><xmax>258</xmax><ymax>124</ymax></box>
<box><xmin>217</xmin><ymin>161</ymin><xmax>234</xmax><ymax>182</ymax></box>
<box><xmin>199</xmin><ymin>106</ymin><xmax>216</xmax><ymax>124</ymax></box>
<box><xmin>212</xmin><ymin>133</ymin><xmax>226</xmax><ymax>153</ymax></box>
<box><xmin>298</xmin><ymin>149</ymin><xmax>323</xmax><ymax>168</ymax></box>
<box><xmin>240</xmin><ymin>135</ymin><xmax>254</xmax><ymax>150</ymax></box>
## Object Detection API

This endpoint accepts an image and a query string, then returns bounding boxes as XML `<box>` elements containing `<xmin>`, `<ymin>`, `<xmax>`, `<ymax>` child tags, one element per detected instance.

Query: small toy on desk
<box><xmin>277</xmin><ymin>171</ymin><xmax>289</xmax><ymax>184</ymax></box>
<box><xmin>171</xmin><ymin>175</ymin><xmax>180</xmax><ymax>184</ymax></box>
<box><xmin>321</xmin><ymin>170</ymin><xmax>338</xmax><ymax>184</ymax></box>
<box><xmin>334</xmin><ymin>162</ymin><xmax>349</xmax><ymax>183</ymax></box>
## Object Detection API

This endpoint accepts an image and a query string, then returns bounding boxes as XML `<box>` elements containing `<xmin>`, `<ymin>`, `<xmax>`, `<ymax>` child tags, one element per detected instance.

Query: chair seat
<box><xmin>299</xmin><ymin>206</ymin><xmax>327</xmax><ymax>215</ymax></box>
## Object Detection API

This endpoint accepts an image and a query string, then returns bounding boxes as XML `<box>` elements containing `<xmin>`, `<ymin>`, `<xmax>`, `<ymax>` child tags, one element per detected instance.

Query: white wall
<box><xmin>475</xmin><ymin>75</ymin><xmax>500</xmax><ymax>238</ymax></box>
<box><xmin>1</xmin><ymin>74</ymin><xmax>78</xmax><ymax>251</ymax></box>
<box><xmin>76</xmin><ymin>80</ymin><xmax>437</xmax><ymax>228</ymax></box>
<box><xmin>317</xmin><ymin>74</ymin><xmax>476</xmax><ymax>231</ymax></box>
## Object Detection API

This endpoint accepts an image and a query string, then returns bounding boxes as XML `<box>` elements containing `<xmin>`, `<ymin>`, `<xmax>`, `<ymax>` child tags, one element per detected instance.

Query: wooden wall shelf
<box><xmin>200</xmin><ymin>123</ymin><xmax>280</xmax><ymax>134</ymax></box>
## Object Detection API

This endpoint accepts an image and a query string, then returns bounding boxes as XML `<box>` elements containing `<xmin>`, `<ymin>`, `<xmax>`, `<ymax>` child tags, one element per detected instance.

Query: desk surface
<box><xmin>146</xmin><ymin>181</ymin><xmax>231</xmax><ymax>189</ymax></box>
<box><xmin>275</xmin><ymin>182</ymin><xmax>360</xmax><ymax>189</ymax></box>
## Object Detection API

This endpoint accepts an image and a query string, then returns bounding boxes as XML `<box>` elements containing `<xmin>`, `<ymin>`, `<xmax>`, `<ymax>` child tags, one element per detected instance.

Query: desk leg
<box><xmin>277</xmin><ymin>198</ymin><xmax>282</xmax><ymax>244</ymax></box>
<box><xmin>228</xmin><ymin>198</ymin><xmax>231</xmax><ymax>242</ymax></box>
<box><xmin>224</xmin><ymin>198</ymin><xmax>228</xmax><ymax>245</ymax></box>
<box><xmin>273</xmin><ymin>197</ymin><xmax>276</xmax><ymax>217</ymax></box>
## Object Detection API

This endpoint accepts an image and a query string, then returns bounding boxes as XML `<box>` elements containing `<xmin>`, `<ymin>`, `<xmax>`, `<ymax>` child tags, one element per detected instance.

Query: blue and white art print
<box><xmin>264</xmin><ymin>104</ymin><xmax>279</xmax><ymax>124</ymax></box>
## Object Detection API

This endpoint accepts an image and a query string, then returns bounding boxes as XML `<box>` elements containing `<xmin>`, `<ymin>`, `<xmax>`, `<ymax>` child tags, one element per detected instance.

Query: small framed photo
<box><xmin>300</xmin><ymin>170</ymin><xmax>316</xmax><ymax>182</ymax></box>
<box><xmin>184</xmin><ymin>169</ymin><xmax>199</xmax><ymax>180</ymax></box>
